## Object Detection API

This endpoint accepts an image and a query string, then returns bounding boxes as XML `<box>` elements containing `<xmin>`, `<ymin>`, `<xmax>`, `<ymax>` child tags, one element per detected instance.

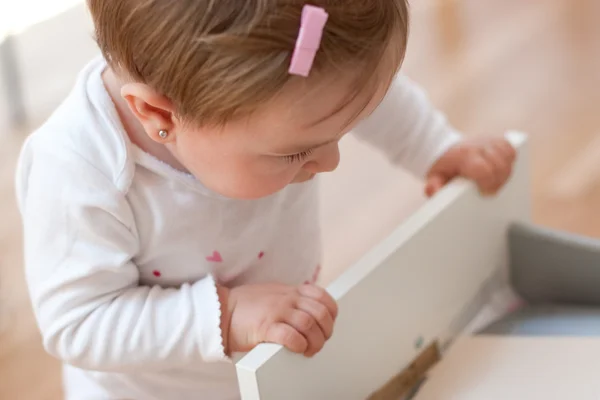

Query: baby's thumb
<box><xmin>425</xmin><ymin>174</ymin><xmax>447</xmax><ymax>197</ymax></box>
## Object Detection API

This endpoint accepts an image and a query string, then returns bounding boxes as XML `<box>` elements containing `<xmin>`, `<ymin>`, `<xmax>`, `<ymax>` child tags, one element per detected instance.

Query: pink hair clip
<box><xmin>288</xmin><ymin>5</ymin><xmax>329</xmax><ymax>77</ymax></box>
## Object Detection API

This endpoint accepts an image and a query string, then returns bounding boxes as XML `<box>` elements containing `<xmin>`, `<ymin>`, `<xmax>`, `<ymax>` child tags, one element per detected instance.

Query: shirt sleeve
<box><xmin>352</xmin><ymin>74</ymin><xmax>463</xmax><ymax>179</ymax></box>
<box><xmin>17</xmin><ymin>146</ymin><xmax>226</xmax><ymax>373</ymax></box>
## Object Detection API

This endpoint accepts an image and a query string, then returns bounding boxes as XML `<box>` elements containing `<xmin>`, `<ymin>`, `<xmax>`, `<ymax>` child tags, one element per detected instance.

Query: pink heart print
<box><xmin>206</xmin><ymin>251</ymin><xmax>223</xmax><ymax>263</ymax></box>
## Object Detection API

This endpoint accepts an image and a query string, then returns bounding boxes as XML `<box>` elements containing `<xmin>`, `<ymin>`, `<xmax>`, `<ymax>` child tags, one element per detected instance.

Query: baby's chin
<box><xmin>201</xmin><ymin>171</ymin><xmax>316</xmax><ymax>200</ymax></box>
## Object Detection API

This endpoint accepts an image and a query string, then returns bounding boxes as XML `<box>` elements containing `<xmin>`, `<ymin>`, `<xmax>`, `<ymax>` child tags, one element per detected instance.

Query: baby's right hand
<box><xmin>217</xmin><ymin>283</ymin><xmax>338</xmax><ymax>357</ymax></box>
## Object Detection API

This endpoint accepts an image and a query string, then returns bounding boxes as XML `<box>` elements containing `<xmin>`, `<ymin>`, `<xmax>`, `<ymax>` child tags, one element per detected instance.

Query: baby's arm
<box><xmin>352</xmin><ymin>74</ymin><xmax>463</xmax><ymax>179</ymax></box>
<box><xmin>17</xmin><ymin>149</ymin><xmax>225</xmax><ymax>372</ymax></box>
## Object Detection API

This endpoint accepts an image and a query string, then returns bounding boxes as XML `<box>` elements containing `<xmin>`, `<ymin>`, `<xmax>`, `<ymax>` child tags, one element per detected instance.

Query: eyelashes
<box><xmin>283</xmin><ymin>149</ymin><xmax>314</xmax><ymax>164</ymax></box>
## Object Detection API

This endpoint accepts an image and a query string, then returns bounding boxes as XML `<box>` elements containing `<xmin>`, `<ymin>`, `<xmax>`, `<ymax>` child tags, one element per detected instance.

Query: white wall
<box><xmin>1</xmin><ymin>3</ymin><xmax>98</xmax><ymax>129</ymax></box>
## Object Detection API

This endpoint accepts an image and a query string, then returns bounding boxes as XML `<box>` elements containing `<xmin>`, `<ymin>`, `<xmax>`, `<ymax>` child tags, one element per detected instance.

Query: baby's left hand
<box><xmin>425</xmin><ymin>136</ymin><xmax>517</xmax><ymax>197</ymax></box>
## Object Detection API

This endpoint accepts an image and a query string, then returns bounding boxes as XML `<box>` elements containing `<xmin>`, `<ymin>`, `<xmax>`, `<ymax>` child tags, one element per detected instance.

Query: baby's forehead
<box><xmin>273</xmin><ymin>74</ymin><xmax>384</xmax><ymax>128</ymax></box>
<box><xmin>270</xmin><ymin>43</ymin><xmax>400</xmax><ymax>131</ymax></box>
<box><xmin>248</xmin><ymin>75</ymin><xmax>389</xmax><ymax>153</ymax></box>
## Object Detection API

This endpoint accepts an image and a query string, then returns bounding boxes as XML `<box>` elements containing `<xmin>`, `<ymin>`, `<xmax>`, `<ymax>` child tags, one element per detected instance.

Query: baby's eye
<box><xmin>283</xmin><ymin>149</ymin><xmax>313</xmax><ymax>164</ymax></box>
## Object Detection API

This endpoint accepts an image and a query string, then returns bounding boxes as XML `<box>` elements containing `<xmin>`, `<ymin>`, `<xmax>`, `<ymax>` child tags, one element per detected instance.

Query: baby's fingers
<box><xmin>462</xmin><ymin>155</ymin><xmax>495</xmax><ymax>194</ymax></box>
<box><xmin>481</xmin><ymin>146</ymin><xmax>512</xmax><ymax>192</ymax></box>
<box><xmin>296</xmin><ymin>297</ymin><xmax>335</xmax><ymax>340</ymax></box>
<box><xmin>285</xmin><ymin>310</ymin><xmax>326</xmax><ymax>357</ymax></box>
<box><xmin>298</xmin><ymin>284</ymin><xmax>338</xmax><ymax>320</ymax></box>
<box><xmin>492</xmin><ymin>138</ymin><xmax>517</xmax><ymax>162</ymax></box>
<box><xmin>425</xmin><ymin>174</ymin><xmax>448</xmax><ymax>198</ymax></box>
<box><xmin>265</xmin><ymin>323</ymin><xmax>308</xmax><ymax>354</ymax></box>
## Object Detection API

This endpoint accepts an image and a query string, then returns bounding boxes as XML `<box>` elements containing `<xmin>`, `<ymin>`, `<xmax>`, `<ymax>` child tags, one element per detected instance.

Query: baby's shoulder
<box><xmin>19</xmin><ymin>82</ymin><xmax>134</xmax><ymax>194</ymax></box>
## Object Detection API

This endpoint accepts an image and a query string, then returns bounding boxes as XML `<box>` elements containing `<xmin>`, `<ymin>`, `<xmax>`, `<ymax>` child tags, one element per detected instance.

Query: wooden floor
<box><xmin>2</xmin><ymin>0</ymin><xmax>600</xmax><ymax>398</ymax></box>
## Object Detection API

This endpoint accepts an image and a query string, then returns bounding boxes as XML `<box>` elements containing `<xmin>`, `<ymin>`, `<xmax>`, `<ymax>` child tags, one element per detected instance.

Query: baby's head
<box><xmin>89</xmin><ymin>0</ymin><xmax>409</xmax><ymax>199</ymax></box>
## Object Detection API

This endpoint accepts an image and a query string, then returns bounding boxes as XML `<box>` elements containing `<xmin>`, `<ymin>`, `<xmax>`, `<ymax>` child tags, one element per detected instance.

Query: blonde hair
<box><xmin>88</xmin><ymin>0</ymin><xmax>409</xmax><ymax>125</ymax></box>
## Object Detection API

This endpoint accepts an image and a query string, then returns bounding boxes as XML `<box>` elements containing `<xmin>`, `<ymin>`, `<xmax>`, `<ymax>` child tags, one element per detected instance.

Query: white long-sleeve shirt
<box><xmin>15</xmin><ymin>57</ymin><xmax>461</xmax><ymax>400</ymax></box>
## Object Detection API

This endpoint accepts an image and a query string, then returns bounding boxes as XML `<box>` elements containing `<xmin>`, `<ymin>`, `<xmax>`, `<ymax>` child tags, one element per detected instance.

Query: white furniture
<box><xmin>414</xmin><ymin>335</ymin><xmax>600</xmax><ymax>400</ymax></box>
<box><xmin>235</xmin><ymin>131</ymin><xmax>530</xmax><ymax>399</ymax></box>
<box><xmin>0</xmin><ymin>2</ymin><xmax>97</xmax><ymax>130</ymax></box>
<box><xmin>0</xmin><ymin>35</ymin><xmax>26</xmax><ymax>127</ymax></box>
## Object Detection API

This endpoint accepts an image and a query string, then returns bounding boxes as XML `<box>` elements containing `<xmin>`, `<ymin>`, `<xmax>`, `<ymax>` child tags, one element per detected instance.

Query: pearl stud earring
<box><xmin>158</xmin><ymin>130</ymin><xmax>168</xmax><ymax>139</ymax></box>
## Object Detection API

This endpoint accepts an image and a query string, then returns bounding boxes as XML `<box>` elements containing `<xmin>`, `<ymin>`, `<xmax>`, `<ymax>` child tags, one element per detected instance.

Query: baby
<box><xmin>16</xmin><ymin>1</ymin><xmax>515</xmax><ymax>399</ymax></box>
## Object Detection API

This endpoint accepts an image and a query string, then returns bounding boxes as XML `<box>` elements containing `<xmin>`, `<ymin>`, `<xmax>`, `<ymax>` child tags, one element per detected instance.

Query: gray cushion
<box><xmin>509</xmin><ymin>223</ymin><xmax>600</xmax><ymax>306</ymax></box>
<box><xmin>480</xmin><ymin>305</ymin><xmax>600</xmax><ymax>336</ymax></box>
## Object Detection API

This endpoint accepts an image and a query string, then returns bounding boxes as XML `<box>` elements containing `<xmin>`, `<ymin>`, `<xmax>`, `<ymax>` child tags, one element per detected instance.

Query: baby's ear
<box><xmin>121</xmin><ymin>83</ymin><xmax>176</xmax><ymax>142</ymax></box>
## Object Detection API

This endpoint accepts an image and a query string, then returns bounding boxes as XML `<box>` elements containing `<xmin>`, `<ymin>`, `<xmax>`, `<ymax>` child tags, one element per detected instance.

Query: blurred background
<box><xmin>1</xmin><ymin>0</ymin><xmax>600</xmax><ymax>398</ymax></box>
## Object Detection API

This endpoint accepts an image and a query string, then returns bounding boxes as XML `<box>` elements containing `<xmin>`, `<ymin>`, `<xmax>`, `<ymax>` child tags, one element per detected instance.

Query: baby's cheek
<box><xmin>246</xmin><ymin>163</ymin><xmax>301</xmax><ymax>194</ymax></box>
<box><xmin>192</xmin><ymin>151</ymin><xmax>300</xmax><ymax>199</ymax></box>
<box><xmin>248</xmin><ymin>173</ymin><xmax>296</xmax><ymax>198</ymax></box>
